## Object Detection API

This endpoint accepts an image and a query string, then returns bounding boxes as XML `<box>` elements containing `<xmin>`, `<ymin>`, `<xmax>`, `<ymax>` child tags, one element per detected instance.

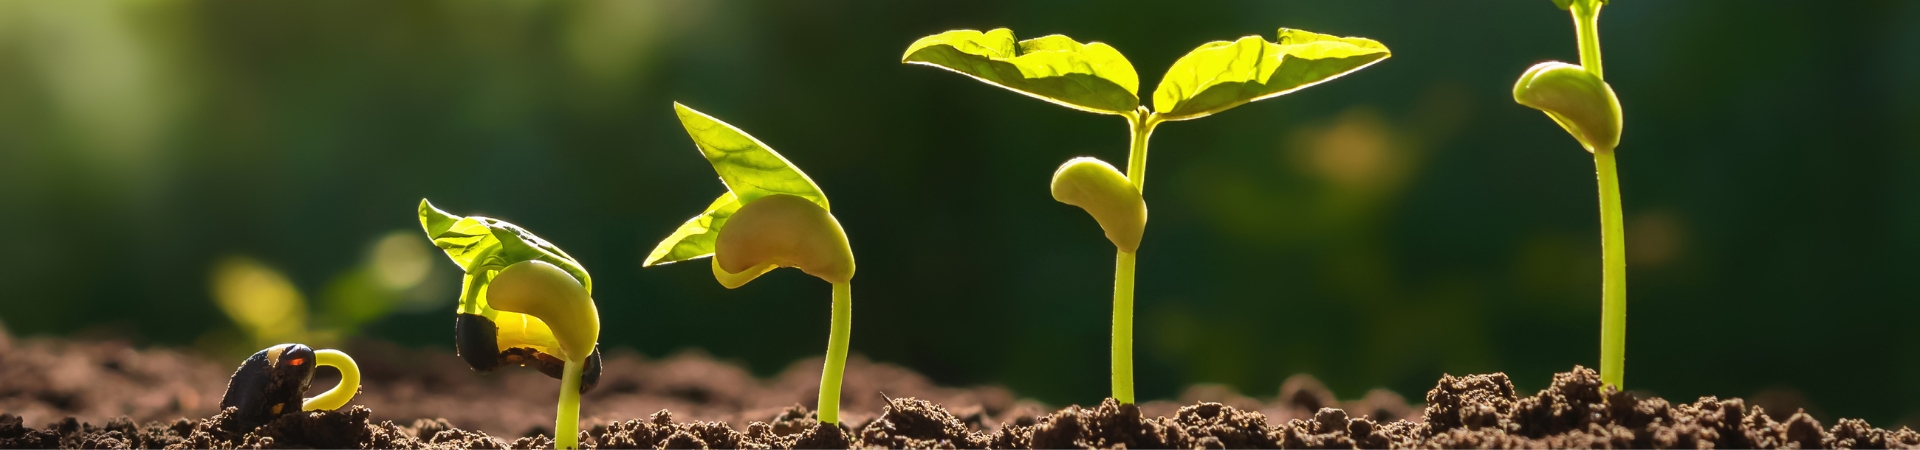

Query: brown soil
<box><xmin>4</xmin><ymin>337</ymin><xmax>1917</xmax><ymax>448</ymax></box>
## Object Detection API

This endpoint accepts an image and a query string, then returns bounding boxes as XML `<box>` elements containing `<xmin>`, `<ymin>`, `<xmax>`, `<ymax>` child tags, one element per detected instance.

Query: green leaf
<box><xmin>903</xmin><ymin>28</ymin><xmax>1140</xmax><ymax>115</ymax></box>
<box><xmin>1152</xmin><ymin>28</ymin><xmax>1390</xmax><ymax>121</ymax></box>
<box><xmin>418</xmin><ymin>199</ymin><xmax>593</xmax><ymax>301</ymax></box>
<box><xmin>673</xmin><ymin>103</ymin><xmax>831</xmax><ymax>210</ymax></box>
<box><xmin>643</xmin><ymin>191</ymin><xmax>740</xmax><ymax>267</ymax></box>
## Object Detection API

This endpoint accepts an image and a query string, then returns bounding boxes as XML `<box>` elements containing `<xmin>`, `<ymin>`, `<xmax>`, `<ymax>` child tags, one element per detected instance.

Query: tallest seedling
<box><xmin>904</xmin><ymin>27</ymin><xmax>1389</xmax><ymax>403</ymax></box>
<box><xmin>1512</xmin><ymin>0</ymin><xmax>1629</xmax><ymax>389</ymax></box>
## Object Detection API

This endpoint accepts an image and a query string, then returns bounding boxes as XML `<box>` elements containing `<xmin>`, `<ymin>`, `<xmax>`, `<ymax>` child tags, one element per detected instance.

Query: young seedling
<box><xmin>1512</xmin><ymin>0</ymin><xmax>1628</xmax><ymax>391</ymax></box>
<box><xmin>418</xmin><ymin>200</ymin><xmax>602</xmax><ymax>449</ymax></box>
<box><xmin>219</xmin><ymin>343</ymin><xmax>361</xmax><ymax>429</ymax></box>
<box><xmin>904</xmin><ymin>27</ymin><xmax>1390</xmax><ymax>404</ymax></box>
<box><xmin>645</xmin><ymin>103</ymin><xmax>857</xmax><ymax>425</ymax></box>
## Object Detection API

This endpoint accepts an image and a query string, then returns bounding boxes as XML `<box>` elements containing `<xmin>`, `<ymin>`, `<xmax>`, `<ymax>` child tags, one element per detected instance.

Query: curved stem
<box><xmin>555</xmin><ymin>359</ymin><xmax>584</xmax><ymax>449</ymax></box>
<box><xmin>1571</xmin><ymin>1</ymin><xmax>1604</xmax><ymax>79</ymax></box>
<box><xmin>302</xmin><ymin>349</ymin><xmax>360</xmax><ymax>411</ymax></box>
<box><xmin>1112</xmin><ymin>250</ymin><xmax>1136</xmax><ymax>404</ymax></box>
<box><xmin>818</xmin><ymin>281</ymin><xmax>853</xmax><ymax>424</ymax></box>
<box><xmin>1594</xmin><ymin>149</ymin><xmax>1627</xmax><ymax>390</ymax></box>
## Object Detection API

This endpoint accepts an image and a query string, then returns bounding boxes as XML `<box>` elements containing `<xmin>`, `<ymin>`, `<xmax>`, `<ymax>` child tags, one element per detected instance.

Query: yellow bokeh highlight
<box><xmin>369</xmin><ymin>230</ymin><xmax>431</xmax><ymax>291</ymax></box>
<box><xmin>210</xmin><ymin>255</ymin><xmax>308</xmax><ymax>347</ymax></box>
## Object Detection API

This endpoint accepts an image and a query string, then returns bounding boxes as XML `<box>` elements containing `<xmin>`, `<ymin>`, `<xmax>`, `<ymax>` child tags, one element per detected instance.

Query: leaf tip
<box><xmin>418</xmin><ymin>198</ymin><xmax>457</xmax><ymax>236</ymax></box>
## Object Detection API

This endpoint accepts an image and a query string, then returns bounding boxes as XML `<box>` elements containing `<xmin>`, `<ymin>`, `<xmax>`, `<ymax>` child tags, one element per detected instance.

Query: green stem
<box><xmin>818</xmin><ymin>281</ymin><xmax>853</xmax><ymax>424</ymax></box>
<box><xmin>1108</xmin><ymin>109</ymin><xmax>1158</xmax><ymax>405</ymax></box>
<box><xmin>555</xmin><ymin>359</ymin><xmax>583</xmax><ymax>449</ymax></box>
<box><xmin>1124</xmin><ymin>108</ymin><xmax>1161</xmax><ymax>190</ymax></box>
<box><xmin>1573</xmin><ymin>0</ymin><xmax>1620</xmax><ymax>391</ymax></box>
<box><xmin>1571</xmin><ymin>1</ymin><xmax>1604</xmax><ymax>79</ymax></box>
<box><xmin>1112</xmin><ymin>250</ymin><xmax>1136</xmax><ymax>404</ymax></box>
<box><xmin>1594</xmin><ymin>149</ymin><xmax>1626</xmax><ymax>390</ymax></box>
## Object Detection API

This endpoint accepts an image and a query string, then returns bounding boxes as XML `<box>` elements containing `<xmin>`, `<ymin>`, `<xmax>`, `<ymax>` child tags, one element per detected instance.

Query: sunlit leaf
<box><xmin>1152</xmin><ymin>28</ymin><xmax>1390</xmax><ymax>121</ymax></box>
<box><xmin>418</xmin><ymin>199</ymin><xmax>594</xmax><ymax>313</ymax></box>
<box><xmin>903</xmin><ymin>28</ymin><xmax>1140</xmax><ymax>115</ymax></box>
<box><xmin>673</xmin><ymin>103</ymin><xmax>831</xmax><ymax>209</ymax></box>
<box><xmin>643</xmin><ymin>191</ymin><xmax>740</xmax><ymax>267</ymax></box>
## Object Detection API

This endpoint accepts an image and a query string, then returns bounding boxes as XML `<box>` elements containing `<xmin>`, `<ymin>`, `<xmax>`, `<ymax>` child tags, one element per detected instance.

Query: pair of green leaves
<box><xmin>902</xmin><ymin>27</ymin><xmax>1390</xmax><ymax>121</ymax></box>
<box><xmin>646</xmin><ymin>103</ymin><xmax>854</xmax><ymax>287</ymax></box>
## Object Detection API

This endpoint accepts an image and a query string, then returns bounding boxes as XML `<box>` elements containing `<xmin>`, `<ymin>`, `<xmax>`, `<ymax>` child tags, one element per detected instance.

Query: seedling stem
<box><xmin>1109</xmin><ymin>108</ymin><xmax>1161</xmax><ymax>404</ymax></box>
<box><xmin>819</xmin><ymin>281</ymin><xmax>853</xmax><ymax>424</ymax></box>
<box><xmin>1122</xmin><ymin>107</ymin><xmax>1162</xmax><ymax>190</ymax></box>
<box><xmin>1573</xmin><ymin>2</ymin><xmax>1604</xmax><ymax>79</ymax></box>
<box><xmin>1568</xmin><ymin>0</ymin><xmax>1626</xmax><ymax>392</ymax></box>
<box><xmin>1595</xmin><ymin>148</ymin><xmax>1625</xmax><ymax>391</ymax></box>
<box><xmin>557</xmin><ymin>360</ymin><xmax>584</xmax><ymax>449</ymax></box>
<box><xmin>1111</xmin><ymin>250</ymin><xmax>1138</xmax><ymax>404</ymax></box>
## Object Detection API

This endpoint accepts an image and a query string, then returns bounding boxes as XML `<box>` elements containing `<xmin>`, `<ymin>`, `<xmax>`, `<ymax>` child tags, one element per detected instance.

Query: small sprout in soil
<box><xmin>904</xmin><ymin>27</ymin><xmax>1390</xmax><ymax>404</ymax></box>
<box><xmin>646</xmin><ymin>102</ymin><xmax>857</xmax><ymax>425</ymax></box>
<box><xmin>1512</xmin><ymin>0</ymin><xmax>1629</xmax><ymax>391</ymax></box>
<box><xmin>218</xmin><ymin>343</ymin><xmax>360</xmax><ymax>429</ymax></box>
<box><xmin>418</xmin><ymin>199</ymin><xmax>602</xmax><ymax>449</ymax></box>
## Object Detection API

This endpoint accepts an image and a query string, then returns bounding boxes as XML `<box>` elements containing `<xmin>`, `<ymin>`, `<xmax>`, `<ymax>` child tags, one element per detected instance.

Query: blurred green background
<box><xmin>3</xmin><ymin>0</ymin><xmax>1918</xmax><ymax>425</ymax></box>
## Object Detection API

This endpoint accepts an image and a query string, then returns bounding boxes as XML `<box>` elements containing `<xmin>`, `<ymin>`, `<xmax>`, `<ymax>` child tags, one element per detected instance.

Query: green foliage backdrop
<box><xmin>1</xmin><ymin>0</ymin><xmax>1917</xmax><ymax>424</ymax></box>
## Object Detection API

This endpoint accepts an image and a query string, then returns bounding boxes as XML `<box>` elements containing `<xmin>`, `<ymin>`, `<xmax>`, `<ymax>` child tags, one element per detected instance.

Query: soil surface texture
<box><xmin>4</xmin><ymin>337</ymin><xmax>1917</xmax><ymax>448</ymax></box>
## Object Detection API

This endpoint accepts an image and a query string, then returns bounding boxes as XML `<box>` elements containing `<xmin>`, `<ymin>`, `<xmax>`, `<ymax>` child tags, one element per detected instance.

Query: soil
<box><xmin>3</xmin><ymin>336</ymin><xmax>1917</xmax><ymax>448</ymax></box>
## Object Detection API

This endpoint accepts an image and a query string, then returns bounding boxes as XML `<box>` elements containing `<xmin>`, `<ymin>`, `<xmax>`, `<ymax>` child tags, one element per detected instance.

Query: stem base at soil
<box><xmin>1573</xmin><ymin>0</ymin><xmax>1622</xmax><ymax>392</ymax></box>
<box><xmin>1594</xmin><ymin>149</ymin><xmax>1626</xmax><ymax>391</ymax></box>
<box><xmin>1112</xmin><ymin>250</ymin><xmax>1136</xmax><ymax>404</ymax></box>
<box><xmin>556</xmin><ymin>359</ymin><xmax>583</xmax><ymax>449</ymax></box>
<box><xmin>819</xmin><ymin>281</ymin><xmax>853</xmax><ymax>424</ymax></box>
